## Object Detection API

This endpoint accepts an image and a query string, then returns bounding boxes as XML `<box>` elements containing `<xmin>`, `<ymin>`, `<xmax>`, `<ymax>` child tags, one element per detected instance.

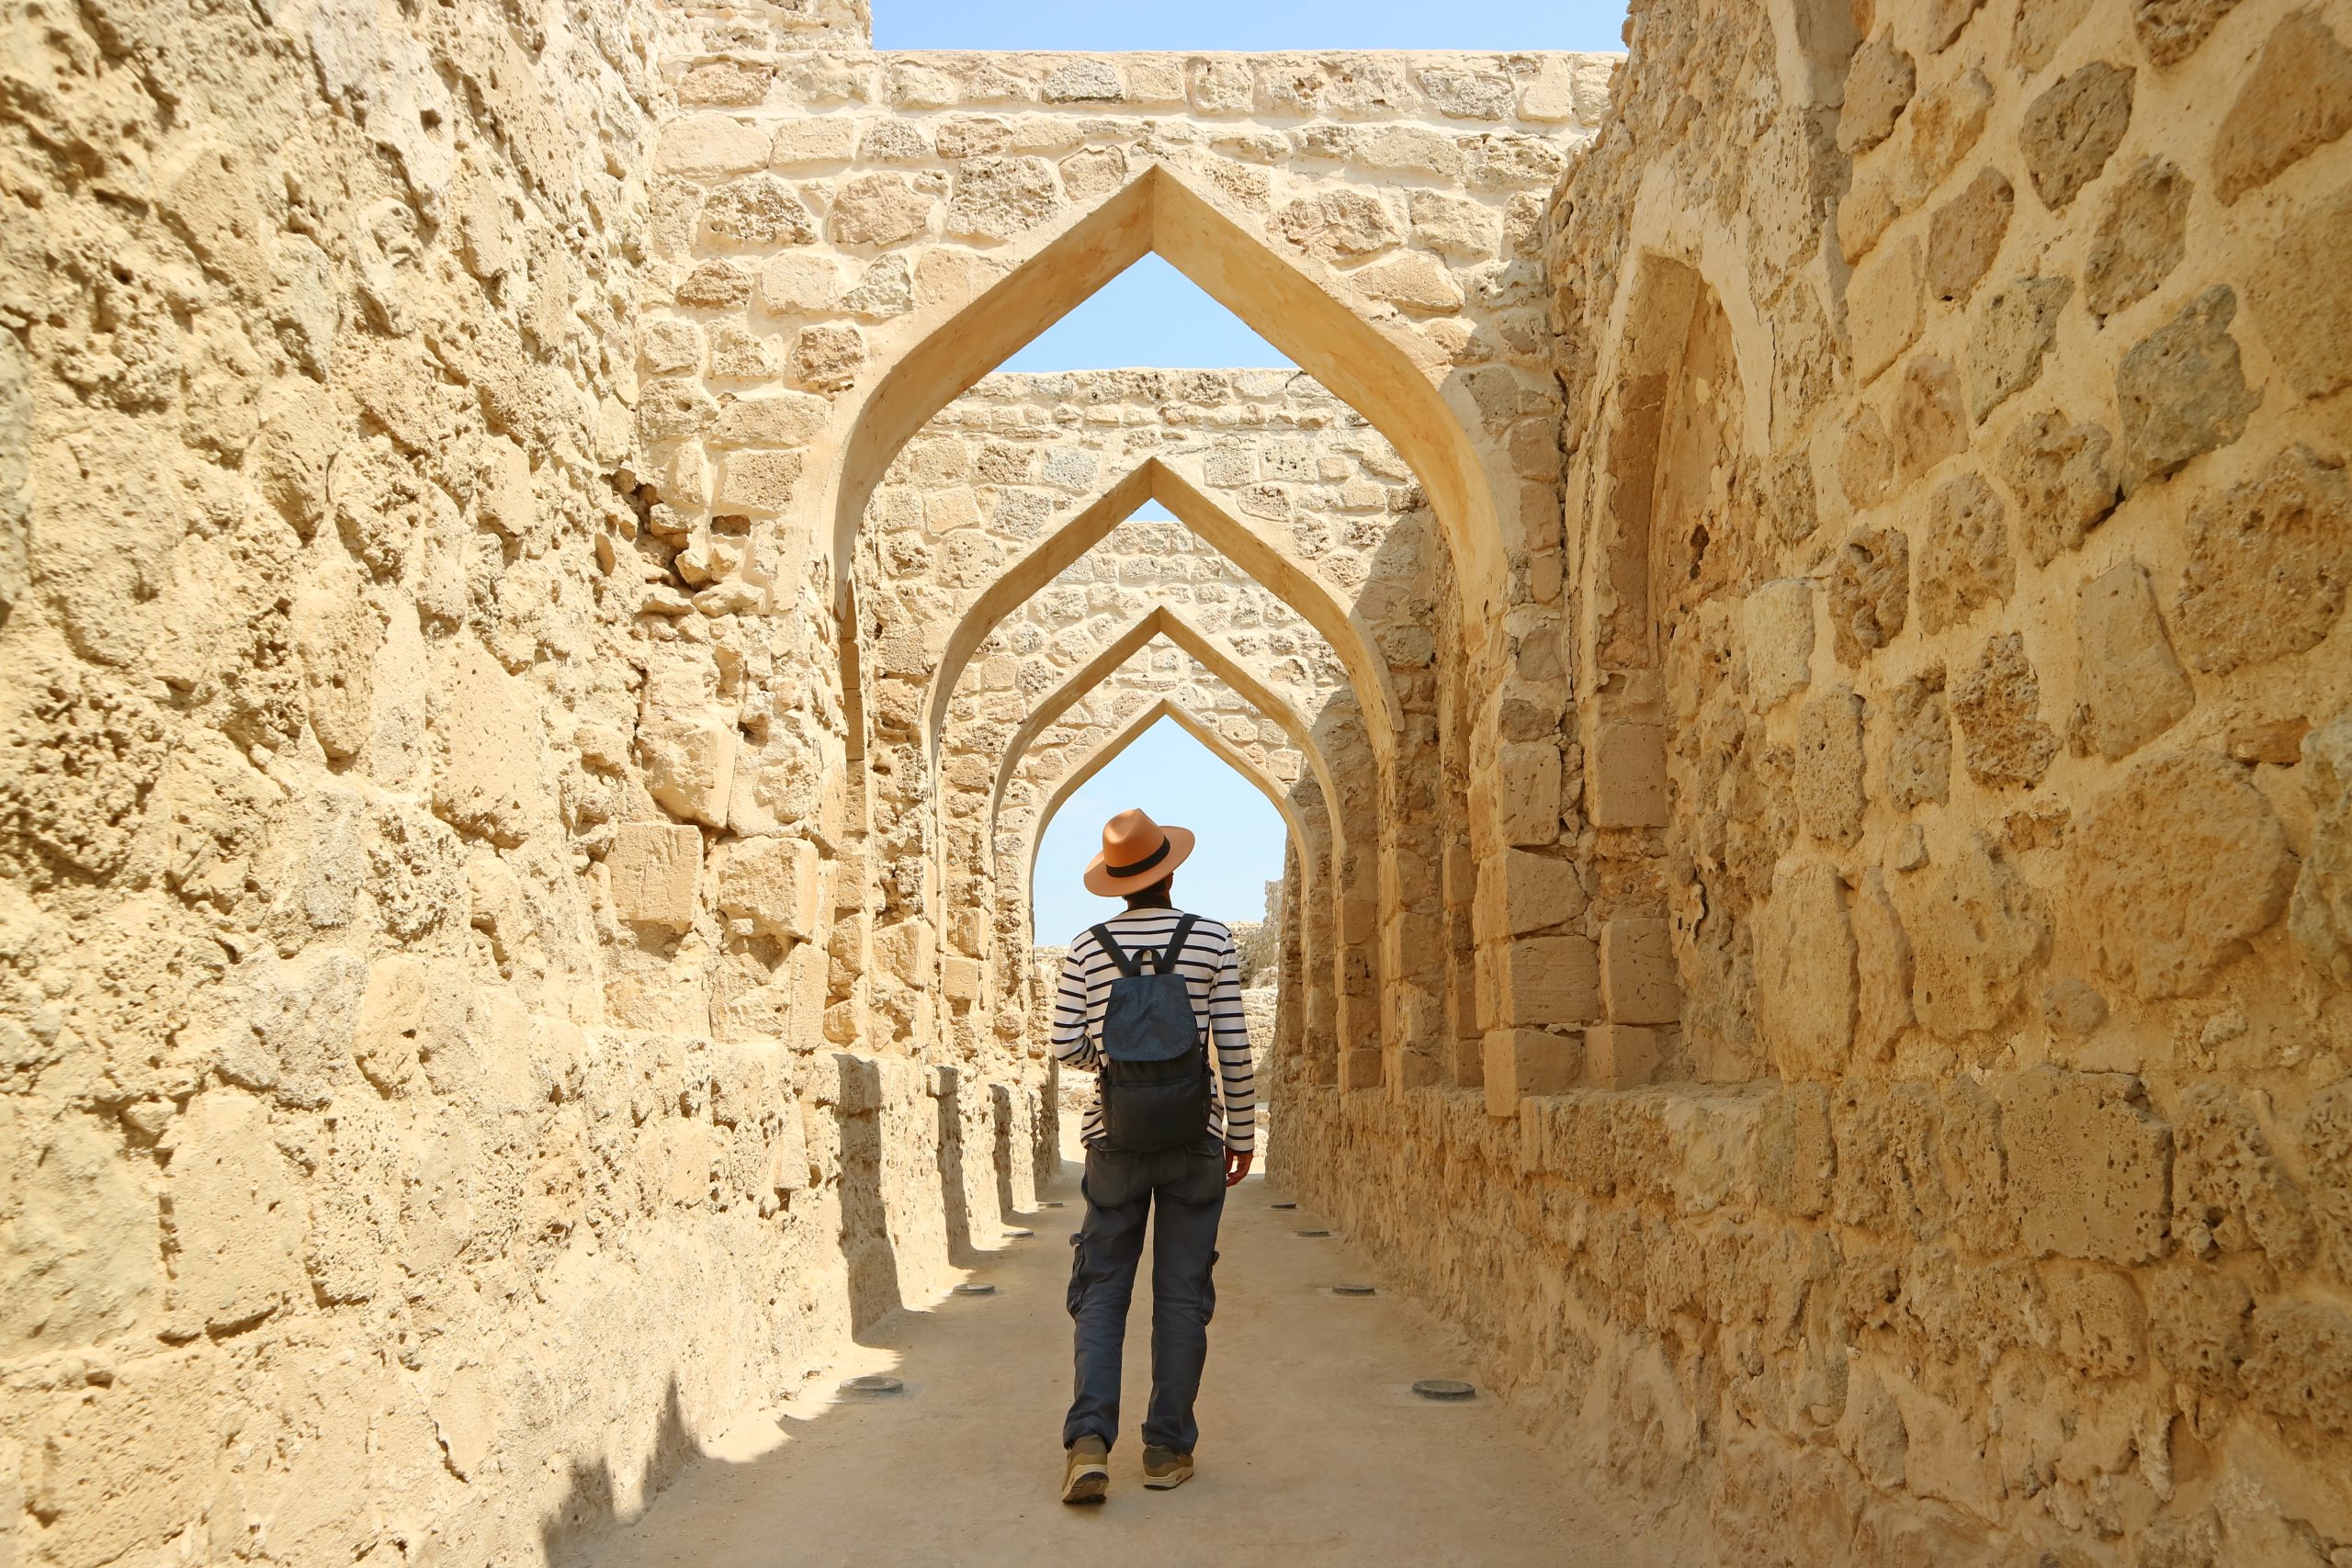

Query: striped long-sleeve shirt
<box><xmin>1049</xmin><ymin>908</ymin><xmax>1256</xmax><ymax>1154</ymax></box>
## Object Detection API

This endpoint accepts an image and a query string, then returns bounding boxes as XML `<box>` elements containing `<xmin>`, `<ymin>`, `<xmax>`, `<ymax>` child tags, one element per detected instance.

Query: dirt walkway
<box><xmin>589</xmin><ymin>1159</ymin><xmax>1666</xmax><ymax>1568</ymax></box>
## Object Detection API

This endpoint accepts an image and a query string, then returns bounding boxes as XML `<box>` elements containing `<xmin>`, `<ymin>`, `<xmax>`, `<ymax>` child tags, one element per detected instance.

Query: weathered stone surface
<box><xmin>1893</xmin><ymin>355</ymin><xmax>1965</xmax><ymax>478</ymax></box>
<box><xmin>2244</xmin><ymin>1298</ymin><xmax>2352</xmax><ymax>1434</ymax></box>
<box><xmin>2000</xmin><ymin>1067</ymin><xmax>2171</xmax><ymax>1264</ymax></box>
<box><xmin>2133</xmin><ymin>0</ymin><xmax>2245</xmax><ymax>64</ymax></box>
<box><xmin>2017</xmin><ymin>0</ymin><xmax>2098</xmax><ymax>72</ymax></box>
<box><xmin>2074</xmin><ymin>559</ymin><xmax>2193</xmax><ymax>759</ymax></box>
<box><xmin>2117</xmin><ymin>286</ymin><xmax>2260</xmax><ymax>491</ymax></box>
<box><xmin>830</xmin><ymin>173</ymin><xmax>934</xmax><ymax>244</ymax></box>
<box><xmin>2174</xmin><ymin>445</ymin><xmax>2352</xmax><ymax>673</ymax></box>
<box><xmin>1926</xmin><ymin>167</ymin><xmax>2013</xmax><ymax>302</ymax></box>
<box><xmin>701</xmin><ymin>175</ymin><xmax>819</xmax><ymax>245</ymax></box>
<box><xmin>1996</xmin><ymin>408</ymin><xmax>2118</xmax><ymax>565</ymax></box>
<box><xmin>429</xmin><ymin>638</ymin><xmax>540</xmax><ymax>847</ymax></box>
<box><xmin>1838</xmin><ymin>404</ymin><xmax>1894</xmax><ymax>509</ymax></box>
<box><xmin>1754</xmin><ymin>863</ymin><xmax>1858</xmax><ymax>1079</ymax></box>
<box><xmin>2082</xmin><ymin>157</ymin><xmax>2188</xmax><ymax>322</ymax></box>
<box><xmin>718</xmin><ymin>834</ymin><xmax>820</xmax><ymax>942</ymax></box>
<box><xmin>1840</xmin><ymin>34</ymin><xmax>1917</xmax><ymax>154</ymax></box>
<box><xmin>1968</xmin><ymin>275</ymin><xmax>2071</xmax><ymax>420</ymax></box>
<box><xmin>164</xmin><ymin>1089</ymin><xmax>310</xmax><ymax>1332</ymax></box>
<box><xmin>1916</xmin><ymin>473</ymin><xmax>2012</xmax><ymax>635</ymax></box>
<box><xmin>1890</xmin><ymin>666</ymin><xmax>1952</xmax><ymax>809</ymax></box>
<box><xmin>1951</xmin><ymin>632</ymin><xmax>2056</xmax><ymax>788</ymax></box>
<box><xmin>2173</xmin><ymin>1082</ymin><xmax>2314</xmax><ymax>1267</ymax></box>
<box><xmin>1740</xmin><ymin>579</ymin><xmax>1814</xmax><ymax>711</ymax></box>
<box><xmin>2019</xmin><ymin>62</ymin><xmax>2133</xmax><ymax>210</ymax></box>
<box><xmin>2072</xmin><ymin>751</ymin><xmax>2294</xmax><ymax>998</ymax></box>
<box><xmin>2247</xmin><ymin>183</ymin><xmax>2352</xmax><ymax>399</ymax></box>
<box><xmin>1794</xmin><ymin>689</ymin><xmax>1868</xmax><ymax>845</ymax></box>
<box><xmin>1910</xmin><ymin>833</ymin><xmax>2048</xmax><ymax>1037</ymax></box>
<box><xmin>608</xmin><ymin>822</ymin><xmax>702</xmax><ymax>929</ymax></box>
<box><xmin>947</xmin><ymin>155</ymin><xmax>1059</xmax><ymax>238</ymax></box>
<box><xmin>1828</xmin><ymin>528</ymin><xmax>1909</xmax><ymax>665</ymax></box>
<box><xmin>1849</xmin><ymin>237</ymin><xmax>1925</xmax><ymax>384</ymax></box>
<box><xmin>2294</xmin><ymin>709</ymin><xmax>2352</xmax><ymax>987</ymax></box>
<box><xmin>1852</xmin><ymin>871</ymin><xmax>1915</xmax><ymax>1060</ymax></box>
<box><xmin>2211</xmin><ymin>10</ymin><xmax>2352</xmax><ymax>204</ymax></box>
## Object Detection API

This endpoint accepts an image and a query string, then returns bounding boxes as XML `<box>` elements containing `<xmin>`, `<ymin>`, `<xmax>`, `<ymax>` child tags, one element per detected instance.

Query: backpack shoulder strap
<box><xmin>1090</xmin><ymin>923</ymin><xmax>1139</xmax><ymax>978</ymax></box>
<box><xmin>1162</xmin><ymin>914</ymin><xmax>1200</xmax><ymax>971</ymax></box>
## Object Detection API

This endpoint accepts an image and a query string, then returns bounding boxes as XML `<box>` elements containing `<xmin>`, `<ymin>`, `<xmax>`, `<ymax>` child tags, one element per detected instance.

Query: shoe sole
<box><xmin>1142</xmin><ymin>1466</ymin><xmax>1193</xmax><ymax>1490</ymax></box>
<box><xmin>1061</xmin><ymin>1465</ymin><xmax>1109</xmax><ymax>1505</ymax></box>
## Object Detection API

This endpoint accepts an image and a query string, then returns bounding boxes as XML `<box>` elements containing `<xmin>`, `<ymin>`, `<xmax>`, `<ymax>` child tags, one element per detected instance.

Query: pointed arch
<box><xmin>819</xmin><ymin>164</ymin><xmax>1514</xmax><ymax>756</ymax></box>
<box><xmin>923</xmin><ymin>456</ymin><xmax>1402</xmax><ymax>765</ymax></box>
<box><xmin>983</xmin><ymin>604</ymin><xmax>1344</xmax><ymax>857</ymax></box>
<box><xmin>1012</xmin><ymin>697</ymin><xmax>1319</xmax><ymax>908</ymax></box>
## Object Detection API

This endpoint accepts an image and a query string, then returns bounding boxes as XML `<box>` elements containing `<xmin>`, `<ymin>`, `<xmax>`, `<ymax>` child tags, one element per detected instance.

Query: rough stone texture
<box><xmin>1996</xmin><ymin>408</ymin><xmax>2119</xmax><ymax>565</ymax></box>
<box><xmin>2116</xmin><ymin>286</ymin><xmax>2261</xmax><ymax>491</ymax></box>
<box><xmin>2019</xmin><ymin>61</ymin><xmax>2135</xmax><ymax>210</ymax></box>
<box><xmin>1951</xmin><ymin>631</ymin><xmax>2059</xmax><ymax>787</ymax></box>
<box><xmin>2174</xmin><ymin>444</ymin><xmax>2352</xmax><ymax>674</ymax></box>
<box><xmin>2073</xmin><ymin>559</ymin><xmax>2194</xmax><ymax>759</ymax></box>
<box><xmin>2246</xmin><ymin>182</ymin><xmax>2352</xmax><ymax>398</ymax></box>
<box><xmin>1915</xmin><ymin>472</ymin><xmax>2013</xmax><ymax>635</ymax></box>
<box><xmin>2133</xmin><ymin>0</ymin><xmax>2246</xmax><ymax>64</ymax></box>
<box><xmin>1827</xmin><ymin>529</ymin><xmax>1910</xmax><ymax>666</ymax></box>
<box><xmin>2211</xmin><ymin>9</ymin><xmax>2352</xmax><ymax>204</ymax></box>
<box><xmin>1968</xmin><ymin>274</ymin><xmax>2072</xmax><ymax>419</ymax></box>
<box><xmin>2083</xmin><ymin>158</ymin><xmax>2189</xmax><ymax>322</ymax></box>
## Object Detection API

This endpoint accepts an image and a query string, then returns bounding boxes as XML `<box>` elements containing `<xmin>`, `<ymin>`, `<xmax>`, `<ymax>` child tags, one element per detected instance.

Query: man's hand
<box><xmin>1223</xmin><ymin>1148</ymin><xmax>1253</xmax><ymax>1188</ymax></box>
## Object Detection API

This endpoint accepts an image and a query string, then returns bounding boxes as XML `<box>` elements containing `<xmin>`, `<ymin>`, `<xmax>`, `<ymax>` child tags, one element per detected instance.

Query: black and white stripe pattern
<box><xmin>1049</xmin><ymin>908</ymin><xmax>1257</xmax><ymax>1154</ymax></box>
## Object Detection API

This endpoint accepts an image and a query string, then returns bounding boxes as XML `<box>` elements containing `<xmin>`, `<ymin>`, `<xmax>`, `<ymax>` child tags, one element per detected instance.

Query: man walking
<box><xmin>1050</xmin><ymin>807</ymin><xmax>1256</xmax><ymax>1504</ymax></box>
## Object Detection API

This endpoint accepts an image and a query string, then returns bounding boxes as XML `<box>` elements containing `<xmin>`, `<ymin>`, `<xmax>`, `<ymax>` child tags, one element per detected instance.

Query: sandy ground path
<box><xmin>589</xmin><ymin>1155</ymin><xmax>1665</xmax><ymax>1568</ymax></box>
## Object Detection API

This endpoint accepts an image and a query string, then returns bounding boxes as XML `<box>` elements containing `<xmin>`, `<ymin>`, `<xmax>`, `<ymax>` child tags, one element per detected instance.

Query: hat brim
<box><xmin>1082</xmin><ymin>826</ymin><xmax>1195</xmax><ymax>897</ymax></box>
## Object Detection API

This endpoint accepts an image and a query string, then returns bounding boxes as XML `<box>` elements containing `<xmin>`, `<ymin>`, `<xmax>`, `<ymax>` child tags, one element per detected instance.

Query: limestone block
<box><xmin>1951</xmin><ymin>633</ymin><xmax>2056</xmax><ymax>789</ymax></box>
<box><xmin>761</xmin><ymin>253</ymin><xmax>843</xmax><ymax>314</ymax></box>
<box><xmin>2019</xmin><ymin>62</ymin><xmax>2132</xmax><ymax>211</ymax></box>
<box><xmin>1916</xmin><ymin>472</ymin><xmax>2012</xmax><ymax>636</ymax></box>
<box><xmin>639</xmin><ymin>703</ymin><xmax>737</xmax><ymax>829</ymax></box>
<box><xmin>2172</xmin><ymin>1082</ymin><xmax>2314</xmax><ymax>1267</ymax></box>
<box><xmin>2293</xmin><ymin>709</ymin><xmax>2352</xmax><ymax>987</ymax></box>
<box><xmin>788</xmin><ymin>322</ymin><xmax>865</xmax><ymax>392</ymax></box>
<box><xmin>2244</xmin><ymin>1298</ymin><xmax>2352</xmax><ymax>1434</ymax></box>
<box><xmin>1474</xmin><ymin>847</ymin><xmax>1586</xmax><ymax>942</ymax></box>
<box><xmin>1849</xmin><ymin>237</ymin><xmax>1924</xmax><ymax>385</ymax></box>
<box><xmin>1997</xmin><ymin>409</ymin><xmax>2118</xmax><ymax>566</ymax></box>
<box><xmin>1925</xmin><ymin>167</ymin><xmax>2012</xmax><ymax>303</ymax></box>
<box><xmin>942</xmin><ymin>955</ymin><xmax>983</xmax><ymax>1003</ymax></box>
<box><xmin>2134</xmin><ymin>0</ymin><xmax>2243</xmax><ymax>64</ymax></box>
<box><xmin>875</xmin><ymin>919</ymin><xmax>934</xmax><ymax>986</ymax></box>
<box><xmin>1058</xmin><ymin>146</ymin><xmax>1128</xmax><ymax>201</ymax></box>
<box><xmin>1351</xmin><ymin>252</ymin><xmax>1464</xmax><ymax>312</ymax></box>
<box><xmin>830</xmin><ymin>173</ymin><xmax>933</xmax><ymax>245</ymax></box>
<box><xmin>2071</xmin><ymin>751</ymin><xmax>2293</xmax><ymax>1000</ymax></box>
<box><xmin>947</xmin><ymin>155</ymin><xmax>1059</xmax><ymax>239</ymax></box>
<box><xmin>291</xmin><ymin>571</ymin><xmax>379</xmax><ymax>761</ymax></box>
<box><xmin>1741</xmin><ymin>579</ymin><xmax>1814</xmax><ymax>711</ymax></box>
<box><xmin>1599</xmin><ymin>917</ymin><xmax>1678</xmax><ymax>1025</ymax></box>
<box><xmin>717</xmin><ymin>449</ymin><xmax>805</xmax><ymax>513</ymax></box>
<box><xmin>0</xmin><ymin>1105</ymin><xmax>161</xmax><ymax>1356</ymax></box>
<box><xmin>1827</xmin><ymin>528</ymin><xmax>1909</xmax><ymax>666</ymax></box>
<box><xmin>2117</xmin><ymin>286</ymin><xmax>2259</xmax><ymax>492</ymax></box>
<box><xmin>1482</xmin><ymin>1028</ymin><xmax>1578</xmax><ymax>1116</ymax></box>
<box><xmin>1582</xmin><ymin>1024</ymin><xmax>1657</xmax><ymax>1090</ymax></box>
<box><xmin>2083</xmin><ymin>157</ymin><xmax>2188</xmax><ymax>323</ymax></box>
<box><xmin>1481</xmin><ymin>933</ymin><xmax>1598</xmax><ymax>1029</ymax></box>
<box><xmin>701</xmin><ymin>175</ymin><xmax>818</xmax><ymax>246</ymax></box>
<box><xmin>2247</xmin><ymin>183</ymin><xmax>2352</xmax><ymax>399</ymax></box>
<box><xmin>608</xmin><ymin>822</ymin><xmax>701</xmax><ymax>929</ymax></box>
<box><xmin>1495</xmin><ymin>739</ymin><xmax>1561</xmax><ymax>845</ymax></box>
<box><xmin>1968</xmin><ymin>275</ymin><xmax>2071</xmax><ymax>421</ymax></box>
<box><xmin>1839</xmin><ymin>33</ymin><xmax>1917</xmax><ymax>154</ymax></box>
<box><xmin>2016</xmin><ymin>0</ymin><xmax>2096</xmax><ymax>71</ymax></box>
<box><xmin>351</xmin><ymin>957</ymin><xmax>427</xmax><ymax>1095</ymax></box>
<box><xmin>1794</xmin><ymin>689</ymin><xmax>1868</xmax><ymax>846</ymax></box>
<box><xmin>1589</xmin><ymin>721</ymin><xmax>1668</xmax><ymax>828</ymax></box>
<box><xmin>1893</xmin><ymin>355</ymin><xmax>1965</xmax><ymax>478</ymax></box>
<box><xmin>1838</xmin><ymin>405</ymin><xmax>1894</xmax><ymax>509</ymax></box>
<box><xmin>429</xmin><ymin>637</ymin><xmax>540</xmax><ymax>847</ymax></box>
<box><xmin>2074</xmin><ymin>559</ymin><xmax>2192</xmax><ymax>760</ymax></box>
<box><xmin>654</xmin><ymin>114</ymin><xmax>770</xmax><ymax>179</ymax></box>
<box><xmin>2174</xmin><ymin>444</ymin><xmax>2351</xmax><ymax>675</ymax></box>
<box><xmin>1999</xmin><ymin>1067</ymin><xmax>2170</xmax><ymax>1264</ymax></box>
<box><xmin>679</xmin><ymin>60</ymin><xmax>773</xmax><ymax>107</ymax></box>
<box><xmin>1890</xmin><ymin>666</ymin><xmax>1952</xmax><ymax>809</ymax></box>
<box><xmin>1852</xmin><ymin>872</ymin><xmax>1915</xmax><ymax>1060</ymax></box>
<box><xmin>1910</xmin><ymin>833</ymin><xmax>2047</xmax><ymax>1038</ymax></box>
<box><xmin>163</xmin><ymin>1089</ymin><xmax>309</xmax><ymax>1332</ymax></box>
<box><xmin>2212</xmin><ymin>11</ymin><xmax>2352</xmax><ymax>204</ymax></box>
<box><xmin>713</xmin><ymin>391</ymin><xmax>831</xmax><ymax>447</ymax></box>
<box><xmin>718</xmin><ymin>834</ymin><xmax>819</xmax><ymax>942</ymax></box>
<box><xmin>1758</xmin><ymin>1085</ymin><xmax>1835</xmax><ymax>1216</ymax></box>
<box><xmin>1755</xmin><ymin>863</ymin><xmax>1857</xmax><ymax>1080</ymax></box>
<box><xmin>676</xmin><ymin>259</ymin><xmax>753</xmax><ymax>308</ymax></box>
<box><xmin>1905</xmin><ymin>68</ymin><xmax>1993</xmax><ymax>203</ymax></box>
<box><xmin>768</xmin><ymin>118</ymin><xmax>858</xmax><ymax>166</ymax></box>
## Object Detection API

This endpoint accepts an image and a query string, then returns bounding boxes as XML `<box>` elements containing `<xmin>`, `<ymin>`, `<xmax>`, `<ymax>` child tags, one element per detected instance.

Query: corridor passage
<box><xmin>589</xmin><ymin>1151</ymin><xmax>1668</xmax><ymax>1568</ymax></box>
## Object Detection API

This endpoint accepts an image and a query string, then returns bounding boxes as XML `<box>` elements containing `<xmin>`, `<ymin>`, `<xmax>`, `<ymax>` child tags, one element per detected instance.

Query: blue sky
<box><xmin>1033</xmin><ymin>716</ymin><xmax>1294</xmax><ymax>941</ymax></box>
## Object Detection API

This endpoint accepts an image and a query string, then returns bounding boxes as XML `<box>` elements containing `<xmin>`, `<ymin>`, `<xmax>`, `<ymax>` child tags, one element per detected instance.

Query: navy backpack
<box><xmin>1089</xmin><ymin>915</ymin><xmax>1211</xmax><ymax>1152</ymax></box>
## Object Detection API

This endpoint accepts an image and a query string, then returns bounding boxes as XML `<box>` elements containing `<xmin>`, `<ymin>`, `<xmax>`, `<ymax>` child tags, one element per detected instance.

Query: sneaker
<box><xmin>1141</xmin><ymin>1446</ymin><xmax>1193</xmax><ymax>1490</ymax></box>
<box><xmin>1061</xmin><ymin>1436</ymin><xmax>1110</xmax><ymax>1505</ymax></box>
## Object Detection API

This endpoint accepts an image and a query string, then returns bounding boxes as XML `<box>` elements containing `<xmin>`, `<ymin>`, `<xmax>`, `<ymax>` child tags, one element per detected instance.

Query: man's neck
<box><xmin>1117</xmin><ymin>898</ymin><xmax>1176</xmax><ymax>914</ymax></box>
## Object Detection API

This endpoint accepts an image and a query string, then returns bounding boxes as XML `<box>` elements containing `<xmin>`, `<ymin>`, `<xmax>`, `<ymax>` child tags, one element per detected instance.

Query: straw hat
<box><xmin>1083</xmin><ymin>807</ymin><xmax>1196</xmax><ymax>897</ymax></box>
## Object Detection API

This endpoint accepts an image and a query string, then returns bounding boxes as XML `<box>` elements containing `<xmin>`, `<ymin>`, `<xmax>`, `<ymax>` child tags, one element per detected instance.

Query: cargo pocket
<box><xmin>1066</xmin><ymin>1232</ymin><xmax>1088</xmax><ymax>1318</ymax></box>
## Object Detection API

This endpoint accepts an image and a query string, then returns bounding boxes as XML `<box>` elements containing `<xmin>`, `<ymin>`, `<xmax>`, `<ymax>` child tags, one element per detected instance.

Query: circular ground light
<box><xmin>952</xmin><ymin>1283</ymin><xmax>997</xmax><ymax>1296</ymax></box>
<box><xmin>1411</xmin><ymin>1379</ymin><xmax>1476</xmax><ymax>1401</ymax></box>
<box><xmin>1003</xmin><ymin>1228</ymin><xmax>1035</xmax><ymax>1239</ymax></box>
<box><xmin>843</xmin><ymin>1375</ymin><xmax>904</xmax><ymax>1395</ymax></box>
<box><xmin>1271</xmin><ymin>1201</ymin><xmax>1297</xmax><ymax>1210</ymax></box>
<box><xmin>1331</xmin><ymin>1283</ymin><xmax>1376</xmax><ymax>1296</ymax></box>
<box><xmin>1296</xmin><ymin>1229</ymin><xmax>1332</xmax><ymax>1238</ymax></box>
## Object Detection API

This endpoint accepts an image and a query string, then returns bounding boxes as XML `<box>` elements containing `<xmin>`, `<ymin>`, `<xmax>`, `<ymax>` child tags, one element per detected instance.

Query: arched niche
<box><xmin>923</xmin><ymin>457</ymin><xmax>1402</xmax><ymax>768</ymax></box>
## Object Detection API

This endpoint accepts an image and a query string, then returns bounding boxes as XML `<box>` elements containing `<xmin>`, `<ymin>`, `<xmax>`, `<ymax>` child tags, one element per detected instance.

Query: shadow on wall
<box><xmin>837</xmin><ymin>1052</ymin><xmax>908</xmax><ymax>1331</ymax></box>
<box><xmin>537</xmin><ymin>1378</ymin><xmax>702</xmax><ymax>1567</ymax></box>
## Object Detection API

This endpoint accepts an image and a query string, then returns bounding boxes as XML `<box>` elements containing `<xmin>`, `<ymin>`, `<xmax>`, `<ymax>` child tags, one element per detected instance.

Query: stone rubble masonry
<box><xmin>6</xmin><ymin>0</ymin><xmax>2352</xmax><ymax>1563</ymax></box>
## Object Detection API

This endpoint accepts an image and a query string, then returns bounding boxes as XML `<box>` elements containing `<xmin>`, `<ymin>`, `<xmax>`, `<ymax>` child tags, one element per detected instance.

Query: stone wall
<box><xmin>1278</xmin><ymin>0</ymin><xmax>2352</xmax><ymax>1562</ymax></box>
<box><xmin>0</xmin><ymin>2</ymin><xmax>1053</xmax><ymax>1564</ymax></box>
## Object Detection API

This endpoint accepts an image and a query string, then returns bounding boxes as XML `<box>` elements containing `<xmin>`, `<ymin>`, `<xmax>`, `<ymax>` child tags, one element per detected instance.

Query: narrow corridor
<box><xmin>588</xmin><ymin>1146</ymin><xmax>1670</xmax><ymax>1568</ymax></box>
